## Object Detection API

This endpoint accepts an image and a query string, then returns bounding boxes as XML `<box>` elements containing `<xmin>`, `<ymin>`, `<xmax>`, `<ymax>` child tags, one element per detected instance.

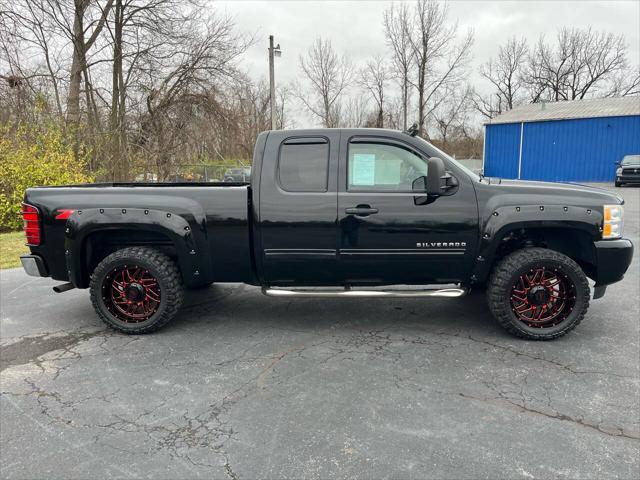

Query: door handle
<box><xmin>345</xmin><ymin>205</ymin><xmax>379</xmax><ymax>216</ymax></box>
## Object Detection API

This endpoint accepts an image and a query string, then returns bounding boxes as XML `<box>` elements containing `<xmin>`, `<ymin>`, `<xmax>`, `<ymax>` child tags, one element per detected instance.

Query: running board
<box><xmin>262</xmin><ymin>287</ymin><xmax>468</xmax><ymax>298</ymax></box>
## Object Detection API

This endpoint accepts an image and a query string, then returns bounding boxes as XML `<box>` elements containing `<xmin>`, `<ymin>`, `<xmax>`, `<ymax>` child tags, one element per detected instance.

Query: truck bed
<box><xmin>24</xmin><ymin>184</ymin><xmax>255</xmax><ymax>286</ymax></box>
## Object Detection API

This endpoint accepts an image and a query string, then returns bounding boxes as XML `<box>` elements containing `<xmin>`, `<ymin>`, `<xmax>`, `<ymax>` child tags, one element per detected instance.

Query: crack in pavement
<box><xmin>0</xmin><ymin>329</ymin><xmax>107</xmax><ymax>372</ymax></box>
<box><xmin>2</xmin><ymin>317</ymin><xmax>638</xmax><ymax>478</ymax></box>
<box><xmin>462</xmin><ymin>335</ymin><xmax>637</xmax><ymax>379</ymax></box>
<box><xmin>256</xmin><ymin>344</ymin><xmax>307</xmax><ymax>390</ymax></box>
<box><xmin>1</xmin><ymin>332</ymin><xmax>313</xmax><ymax>478</ymax></box>
<box><xmin>453</xmin><ymin>391</ymin><xmax>640</xmax><ymax>440</ymax></box>
<box><xmin>224</xmin><ymin>461</ymin><xmax>240</xmax><ymax>480</ymax></box>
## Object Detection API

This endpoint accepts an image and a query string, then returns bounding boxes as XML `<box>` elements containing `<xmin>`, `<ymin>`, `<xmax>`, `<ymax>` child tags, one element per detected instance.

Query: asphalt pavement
<box><xmin>1</xmin><ymin>185</ymin><xmax>639</xmax><ymax>479</ymax></box>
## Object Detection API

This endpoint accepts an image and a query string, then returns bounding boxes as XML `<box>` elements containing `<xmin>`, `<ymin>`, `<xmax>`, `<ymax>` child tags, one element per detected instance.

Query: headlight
<box><xmin>603</xmin><ymin>204</ymin><xmax>624</xmax><ymax>239</ymax></box>
<box><xmin>616</xmin><ymin>167</ymin><xmax>622</xmax><ymax>176</ymax></box>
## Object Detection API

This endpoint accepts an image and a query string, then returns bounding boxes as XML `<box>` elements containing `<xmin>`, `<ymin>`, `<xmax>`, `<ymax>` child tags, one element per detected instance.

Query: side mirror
<box><xmin>427</xmin><ymin>157</ymin><xmax>446</xmax><ymax>195</ymax></box>
<box><xmin>426</xmin><ymin>157</ymin><xmax>459</xmax><ymax>196</ymax></box>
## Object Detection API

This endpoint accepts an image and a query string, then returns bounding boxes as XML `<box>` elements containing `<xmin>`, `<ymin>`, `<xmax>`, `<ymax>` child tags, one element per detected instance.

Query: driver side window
<box><xmin>347</xmin><ymin>142</ymin><xmax>427</xmax><ymax>192</ymax></box>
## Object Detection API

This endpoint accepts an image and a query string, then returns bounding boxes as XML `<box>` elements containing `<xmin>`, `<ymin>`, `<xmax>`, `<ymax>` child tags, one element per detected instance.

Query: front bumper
<box><xmin>20</xmin><ymin>255</ymin><xmax>48</xmax><ymax>277</ymax></box>
<box><xmin>617</xmin><ymin>175</ymin><xmax>640</xmax><ymax>184</ymax></box>
<box><xmin>593</xmin><ymin>238</ymin><xmax>633</xmax><ymax>287</ymax></box>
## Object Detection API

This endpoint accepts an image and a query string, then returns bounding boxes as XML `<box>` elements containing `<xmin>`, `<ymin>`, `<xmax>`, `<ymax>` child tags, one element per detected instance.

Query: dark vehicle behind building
<box><xmin>616</xmin><ymin>154</ymin><xmax>640</xmax><ymax>187</ymax></box>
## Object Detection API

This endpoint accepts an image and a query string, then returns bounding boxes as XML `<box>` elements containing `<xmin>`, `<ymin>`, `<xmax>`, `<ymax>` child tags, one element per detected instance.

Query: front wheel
<box><xmin>90</xmin><ymin>247</ymin><xmax>184</xmax><ymax>334</ymax></box>
<box><xmin>487</xmin><ymin>248</ymin><xmax>590</xmax><ymax>340</ymax></box>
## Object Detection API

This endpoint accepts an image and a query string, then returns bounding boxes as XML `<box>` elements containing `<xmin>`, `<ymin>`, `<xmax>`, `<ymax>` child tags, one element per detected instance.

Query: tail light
<box><xmin>22</xmin><ymin>203</ymin><xmax>41</xmax><ymax>245</ymax></box>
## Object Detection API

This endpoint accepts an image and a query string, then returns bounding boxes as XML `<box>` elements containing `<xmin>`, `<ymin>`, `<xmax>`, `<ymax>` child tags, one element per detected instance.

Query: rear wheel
<box><xmin>90</xmin><ymin>247</ymin><xmax>183</xmax><ymax>334</ymax></box>
<box><xmin>487</xmin><ymin>248</ymin><xmax>590</xmax><ymax>340</ymax></box>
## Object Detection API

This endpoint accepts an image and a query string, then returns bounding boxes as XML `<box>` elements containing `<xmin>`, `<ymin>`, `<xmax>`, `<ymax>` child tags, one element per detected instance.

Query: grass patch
<box><xmin>0</xmin><ymin>231</ymin><xmax>28</xmax><ymax>269</ymax></box>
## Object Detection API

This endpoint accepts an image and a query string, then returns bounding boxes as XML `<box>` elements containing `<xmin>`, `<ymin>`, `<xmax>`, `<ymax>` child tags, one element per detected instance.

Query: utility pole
<box><xmin>268</xmin><ymin>35</ymin><xmax>281</xmax><ymax>130</ymax></box>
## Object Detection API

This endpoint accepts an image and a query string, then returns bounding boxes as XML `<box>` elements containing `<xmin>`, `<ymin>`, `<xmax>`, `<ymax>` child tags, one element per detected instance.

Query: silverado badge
<box><xmin>416</xmin><ymin>242</ymin><xmax>467</xmax><ymax>248</ymax></box>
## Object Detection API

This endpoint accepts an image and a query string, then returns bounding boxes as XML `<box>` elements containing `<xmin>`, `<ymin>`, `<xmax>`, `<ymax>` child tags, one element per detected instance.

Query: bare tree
<box><xmin>274</xmin><ymin>85</ymin><xmax>293</xmax><ymax>129</ymax></box>
<box><xmin>2</xmin><ymin>0</ymin><xmax>68</xmax><ymax>118</ymax></box>
<box><xmin>59</xmin><ymin>0</ymin><xmax>114</xmax><ymax>127</ymax></box>
<box><xmin>1</xmin><ymin>0</ymin><xmax>265</xmax><ymax>183</ymax></box>
<box><xmin>359</xmin><ymin>56</ymin><xmax>389</xmax><ymax>128</ymax></box>
<box><xmin>139</xmin><ymin>14</ymin><xmax>249</xmax><ymax>179</ymax></box>
<box><xmin>337</xmin><ymin>95</ymin><xmax>371</xmax><ymax>128</ymax></box>
<box><xmin>408</xmin><ymin>0</ymin><xmax>474</xmax><ymax>138</ymax></box>
<box><xmin>228</xmin><ymin>78</ymin><xmax>270</xmax><ymax>158</ymax></box>
<box><xmin>526</xmin><ymin>27</ymin><xmax>631</xmax><ymax>102</ymax></box>
<box><xmin>9</xmin><ymin>0</ymin><xmax>114</xmax><ymax>157</ymax></box>
<box><xmin>432</xmin><ymin>85</ymin><xmax>472</xmax><ymax>149</ymax></box>
<box><xmin>297</xmin><ymin>37</ymin><xmax>353</xmax><ymax>127</ymax></box>
<box><xmin>105</xmin><ymin>0</ymin><xmax>202</xmax><ymax>180</ymax></box>
<box><xmin>383</xmin><ymin>96</ymin><xmax>405</xmax><ymax>130</ymax></box>
<box><xmin>0</xmin><ymin>0</ymin><xmax>73</xmax><ymax>124</ymax></box>
<box><xmin>605</xmin><ymin>67</ymin><xmax>640</xmax><ymax>97</ymax></box>
<box><xmin>383</xmin><ymin>1</ymin><xmax>413</xmax><ymax>130</ymax></box>
<box><xmin>474</xmin><ymin>37</ymin><xmax>528</xmax><ymax>119</ymax></box>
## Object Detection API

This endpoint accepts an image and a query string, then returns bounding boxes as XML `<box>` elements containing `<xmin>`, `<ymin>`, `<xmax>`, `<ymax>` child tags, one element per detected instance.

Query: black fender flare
<box><xmin>472</xmin><ymin>204</ymin><xmax>603</xmax><ymax>283</ymax></box>
<box><xmin>63</xmin><ymin>207</ymin><xmax>210</xmax><ymax>288</ymax></box>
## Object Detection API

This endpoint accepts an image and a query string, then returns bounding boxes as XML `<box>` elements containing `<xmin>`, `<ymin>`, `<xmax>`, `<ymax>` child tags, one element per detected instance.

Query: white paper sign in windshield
<box><xmin>352</xmin><ymin>153</ymin><xmax>376</xmax><ymax>185</ymax></box>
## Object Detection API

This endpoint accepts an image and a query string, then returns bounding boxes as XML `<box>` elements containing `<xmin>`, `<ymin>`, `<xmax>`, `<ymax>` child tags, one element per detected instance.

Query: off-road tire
<box><xmin>487</xmin><ymin>247</ymin><xmax>590</xmax><ymax>340</ymax></box>
<box><xmin>90</xmin><ymin>247</ymin><xmax>183</xmax><ymax>334</ymax></box>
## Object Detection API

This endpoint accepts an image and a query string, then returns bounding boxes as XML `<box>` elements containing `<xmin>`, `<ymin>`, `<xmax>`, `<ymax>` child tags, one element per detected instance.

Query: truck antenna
<box><xmin>404</xmin><ymin>123</ymin><xmax>419</xmax><ymax>137</ymax></box>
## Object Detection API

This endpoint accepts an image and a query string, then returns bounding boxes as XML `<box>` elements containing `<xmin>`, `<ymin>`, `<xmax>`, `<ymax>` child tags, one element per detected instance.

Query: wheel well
<box><xmin>81</xmin><ymin>229</ymin><xmax>178</xmax><ymax>285</ymax></box>
<box><xmin>492</xmin><ymin>227</ymin><xmax>597</xmax><ymax>279</ymax></box>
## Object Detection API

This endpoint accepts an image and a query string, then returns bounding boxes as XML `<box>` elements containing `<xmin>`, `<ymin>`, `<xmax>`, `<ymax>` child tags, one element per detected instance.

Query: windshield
<box><xmin>413</xmin><ymin>136</ymin><xmax>481</xmax><ymax>180</ymax></box>
<box><xmin>621</xmin><ymin>155</ymin><xmax>640</xmax><ymax>165</ymax></box>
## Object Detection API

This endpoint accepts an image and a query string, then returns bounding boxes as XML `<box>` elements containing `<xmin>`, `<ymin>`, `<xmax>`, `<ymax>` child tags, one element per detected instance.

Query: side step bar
<box><xmin>262</xmin><ymin>287</ymin><xmax>468</xmax><ymax>298</ymax></box>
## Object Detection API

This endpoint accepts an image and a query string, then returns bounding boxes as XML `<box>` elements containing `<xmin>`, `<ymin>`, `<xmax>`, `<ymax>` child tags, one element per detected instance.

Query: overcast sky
<box><xmin>216</xmin><ymin>0</ymin><xmax>640</xmax><ymax>127</ymax></box>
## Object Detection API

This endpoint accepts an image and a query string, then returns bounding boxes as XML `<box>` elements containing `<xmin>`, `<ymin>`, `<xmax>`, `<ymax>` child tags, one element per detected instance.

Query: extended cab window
<box><xmin>278</xmin><ymin>139</ymin><xmax>329</xmax><ymax>192</ymax></box>
<box><xmin>348</xmin><ymin>142</ymin><xmax>427</xmax><ymax>191</ymax></box>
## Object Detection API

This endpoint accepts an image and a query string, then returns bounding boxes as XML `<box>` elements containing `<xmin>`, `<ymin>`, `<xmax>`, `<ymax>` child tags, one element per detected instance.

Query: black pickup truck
<box><xmin>21</xmin><ymin>128</ymin><xmax>633</xmax><ymax>340</ymax></box>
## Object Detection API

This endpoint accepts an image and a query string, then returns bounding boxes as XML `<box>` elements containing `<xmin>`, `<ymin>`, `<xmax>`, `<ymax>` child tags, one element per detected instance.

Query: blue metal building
<box><xmin>483</xmin><ymin>97</ymin><xmax>640</xmax><ymax>182</ymax></box>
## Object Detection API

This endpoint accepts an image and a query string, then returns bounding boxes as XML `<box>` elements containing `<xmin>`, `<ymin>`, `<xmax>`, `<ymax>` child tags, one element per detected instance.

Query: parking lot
<box><xmin>1</xmin><ymin>185</ymin><xmax>638</xmax><ymax>479</ymax></box>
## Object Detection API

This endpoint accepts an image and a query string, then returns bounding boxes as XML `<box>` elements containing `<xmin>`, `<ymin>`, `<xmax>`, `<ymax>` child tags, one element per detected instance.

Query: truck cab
<box><xmin>254</xmin><ymin>129</ymin><xmax>478</xmax><ymax>287</ymax></box>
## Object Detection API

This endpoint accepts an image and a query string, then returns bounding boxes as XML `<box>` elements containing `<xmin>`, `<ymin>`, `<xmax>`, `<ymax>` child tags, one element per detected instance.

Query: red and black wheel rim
<box><xmin>510</xmin><ymin>267</ymin><xmax>576</xmax><ymax>328</ymax></box>
<box><xmin>102</xmin><ymin>265</ymin><xmax>161</xmax><ymax>323</ymax></box>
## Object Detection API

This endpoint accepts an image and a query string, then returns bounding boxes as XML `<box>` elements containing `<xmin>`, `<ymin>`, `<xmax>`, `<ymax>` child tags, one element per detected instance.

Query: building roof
<box><xmin>485</xmin><ymin>96</ymin><xmax>640</xmax><ymax>125</ymax></box>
